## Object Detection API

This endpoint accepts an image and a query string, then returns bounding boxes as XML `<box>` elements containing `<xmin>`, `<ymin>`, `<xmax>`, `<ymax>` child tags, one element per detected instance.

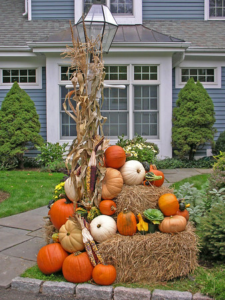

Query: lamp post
<box><xmin>76</xmin><ymin>4</ymin><xmax>118</xmax><ymax>53</ymax></box>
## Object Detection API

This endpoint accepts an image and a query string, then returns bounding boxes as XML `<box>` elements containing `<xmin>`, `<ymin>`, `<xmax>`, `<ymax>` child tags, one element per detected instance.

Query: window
<box><xmin>134</xmin><ymin>86</ymin><xmax>158</xmax><ymax>137</ymax></box>
<box><xmin>84</xmin><ymin>0</ymin><xmax>106</xmax><ymax>14</ymax></box>
<box><xmin>110</xmin><ymin>0</ymin><xmax>133</xmax><ymax>14</ymax></box>
<box><xmin>181</xmin><ymin>68</ymin><xmax>215</xmax><ymax>83</ymax></box>
<box><xmin>61</xmin><ymin>66</ymin><xmax>78</xmax><ymax>81</ymax></box>
<box><xmin>105</xmin><ymin>65</ymin><xmax>127</xmax><ymax>80</ymax></box>
<box><xmin>134</xmin><ymin>66</ymin><xmax>157</xmax><ymax>81</ymax></box>
<box><xmin>2</xmin><ymin>69</ymin><xmax>36</xmax><ymax>83</ymax></box>
<box><xmin>101</xmin><ymin>87</ymin><xmax>128</xmax><ymax>137</ymax></box>
<box><xmin>60</xmin><ymin>86</ymin><xmax>77</xmax><ymax>137</ymax></box>
<box><xmin>209</xmin><ymin>0</ymin><xmax>225</xmax><ymax>17</ymax></box>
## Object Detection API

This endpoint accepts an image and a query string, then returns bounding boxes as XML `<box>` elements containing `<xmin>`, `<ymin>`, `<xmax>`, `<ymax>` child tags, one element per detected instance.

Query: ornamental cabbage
<box><xmin>143</xmin><ymin>208</ymin><xmax>164</xmax><ymax>224</ymax></box>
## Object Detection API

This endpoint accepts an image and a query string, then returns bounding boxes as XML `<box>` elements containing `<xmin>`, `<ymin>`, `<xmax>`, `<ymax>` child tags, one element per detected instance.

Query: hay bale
<box><xmin>98</xmin><ymin>223</ymin><xmax>198</xmax><ymax>283</ymax></box>
<box><xmin>115</xmin><ymin>184</ymin><xmax>173</xmax><ymax>215</ymax></box>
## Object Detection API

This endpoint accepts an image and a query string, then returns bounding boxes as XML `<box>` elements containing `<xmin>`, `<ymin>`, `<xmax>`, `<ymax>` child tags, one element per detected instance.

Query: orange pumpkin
<box><xmin>92</xmin><ymin>264</ymin><xmax>117</xmax><ymax>285</ymax></box>
<box><xmin>149</xmin><ymin>165</ymin><xmax>164</xmax><ymax>187</ymax></box>
<box><xmin>62</xmin><ymin>252</ymin><xmax>93</xmax><ymax>283</ymax></box>
<box><xmin>159</xmin><ymin>215</ymin><xmax>187</xmax><ymax>233</ymax></box>
<box><xmin>99</xmin><ymin>200</ymin><xmax>117</xmax><ymax>215</ymax></box>
<box><xmin>49</xmin><ymin>198</ymin><xmax>74</xmax><ymax>230</ymax></box>
<box><xmin>176</xmin><ymin>209</ymin><xmax>189</xmax><ymax>221</ymax></box>
<box><xmin>158</xmin><ymin>193</ymin><xmax>179</xmax><ymax>216</ymax></box>
<box><xmin>117</xmin><ymin>210</ymin><xmax>137</xmax><ymax>236</ymax></box>
<box><xmin>101</xmin><ymin>168</ymin><xmax>123</xmax><ymax>200</ymax></box>
<box><xmin>37</xmin><ymin>243</ymin><xmax>68</xmax><ymax>275</ymax></box>
<box><xmin>105</xmin><ymin>145</ymin><xmax>126</xmax><ymax>169</ymax></box>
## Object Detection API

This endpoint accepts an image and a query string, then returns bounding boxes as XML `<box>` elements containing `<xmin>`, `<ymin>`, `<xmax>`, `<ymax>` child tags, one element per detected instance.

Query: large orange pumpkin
<box><xmin>49</xmin><ymin>198</ymin><xmax>74</xmax><ymax>230</ymax></box>
<box><xmin>158</xmin><ymin>193</ymin><xmax>179</xmax><ymax>216</ymax></box>
<box><xmin>176</xmin><ymin>209</ymin><xmax>189</xmax><ymax>221</ymax></box>
<box><xmin>37</xmin><ymin>243</ymin><xmax>68</xmax><ymax>275</ymax></box>
<box><xmin>117</xmin><ymin>210</ymin><xmax>137</xmax><ymax>236</ymax></box>
<box><xmin>101</xmin><ymin>168</ymin><xmax>123</xmax><ymax>200</ymax></box>
<box><xmin>105</xmin><ymin>145</ymin><xmax>126</xmax><ymax>169</ymax></box>
<box><xmin>159</xmin><ymin>215</ymin><xmax>187</xmax><ymax>233</ymax></box>
<box><xmin>149</xmin><ymin>165</ymin><xmax>164</xmax><ymax>187</ymax></box>
<box><xmin>92</xmin><ymin>264</ymin><xmax>117</xmax><ymax>285</ymax></box>
<box><xmin>62</xmin><ymin>252</ymin><xmax>93</xmax><ymax>283</ymax></box>
<box><xmin>99</xmin><ymin>200</ymin><xmax>117</xmax><ymax>215</ymax></box>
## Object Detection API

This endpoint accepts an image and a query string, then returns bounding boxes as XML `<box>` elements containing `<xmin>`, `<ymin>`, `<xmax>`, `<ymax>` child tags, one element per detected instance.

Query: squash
<box><xmin>149</xmin><ymin>165</ymin><xmax>164</xmax><ymax>187</ymax></box>
<box><xmin>176</xmin><ymin>209</ymin><xmax>189</xmax><ymax>221</ymax></box>
<box><xmin>37</xmin><ymin>243</ymin><xmax>68</xmax><ymax>275</ymax></box>
<box><xmin>117</xmin><ymin>210</ymin><xmax>137</xmax><ymax>236</ymax></box>
<box><xmin>62</xmin><ymin>252</ymin><xmax>93</xmax><ymax>283</ymax></box>
<box><xmin>92</xmin><ymin>264</ymin><xmax>117</xmax><ymax>285</ymax></box>
<box><xmin>120</xmin><ymin>160</ymin><xmax>145</xmax><ymax>185</ymax></box>
<box><xmin>64</xmin><ymin>177</ymin><xmax>80</xmax><ymax>202</ymax></box>
<box><xmin>141</xmin><ymin>161</ymin><xmax>150</xmax><ymax>172</ymax></box>
<box><xmin>49</xmin><ymin>198</ymin><xmax>74</xmax><ymax>230</ymax></box>
<box><xmin>158</xmin><ymin>193</ymin><xmax>179</xmax><ymax>216</ymax></box>
<box><xmin>101</xmin><ymin>168</ymin><xmax>123</xmax><ymax>200</ymax></box>
<box><xmin>99</xmin><ymin>200</ymin><xmax>117</xmax><ymax>216</ymax></box>
<box><xmin>105</xmin><ymin>145</ymin><xmax>126</xmax><ymax>169</ymax></box>
<box><xmin>59</xmin><ymin>219</ymin><xmax>84</xmax><ymax>253</ymax></box>
<box><xmin>159</xmin><ymin>215</ymin><xmax>187</xmax><ymax>233</ymax></box>
<box><xmin>90</xmin><ymin>215</ymin><xmax>117</xmax><ymax>243</ymax></box>
<box><xmin>136</xmin><ymin>213</ymin><xmax>148</xmax><ymax>234</ymax></box>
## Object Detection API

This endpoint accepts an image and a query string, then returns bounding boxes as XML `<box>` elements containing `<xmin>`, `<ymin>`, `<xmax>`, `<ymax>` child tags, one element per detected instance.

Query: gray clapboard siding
<box><xmin>143</xmin><ymin>0</ymin><xmax>204</xmax><ymax>20</ymax></box>
<box><xmin>172</xmin><ymin>67</ymin><xmax>225</xmax><ymax>156</ymax></box>
<box><xmin>32</xmin><ymin>0</ymin><xmax>74</xmax><ymax>20</ymax></box>
<box><xmin>0</xmin><ymin>67</ymin><xmax>47</xmax><ymax>145</ymax></box>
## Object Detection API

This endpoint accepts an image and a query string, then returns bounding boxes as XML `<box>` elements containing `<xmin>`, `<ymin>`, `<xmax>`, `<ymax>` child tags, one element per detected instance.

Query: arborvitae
<box><xmin>172</xmin><ymin>78</ymin><xmax>216</xmax><ymax>160</ymax></box>
<box><xmin>0</xmin><ymin>82</ymin><xmax>44</xmax><ymax>168</ymax></box>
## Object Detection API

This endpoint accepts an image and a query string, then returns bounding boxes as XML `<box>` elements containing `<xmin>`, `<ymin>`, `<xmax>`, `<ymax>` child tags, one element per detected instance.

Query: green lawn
<box><xmin>170</xmin><ymin>174</ymin><xmax>211</xmax><ymax>191</ymax></box>
<box><xmin>0</xmin><ymin>170</ymin><xmax>64</xmax><ymax>218</ymax></box>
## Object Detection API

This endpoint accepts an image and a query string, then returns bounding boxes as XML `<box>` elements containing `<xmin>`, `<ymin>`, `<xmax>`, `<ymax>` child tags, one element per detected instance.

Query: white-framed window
<box><xmin>204</xmin><ymin>0</ymin><xmax>225</xmax><ymax>20</ymax></box>
<box><xmin>104</xmin><ymin>65</ymin><xmax>127</xmax><ymax>80</ymax></box>
<box><xmin>0</xmin><ymin>66</ymin><xmax>42</xmax><ymax>89</ymax></box>
<box><xmin>181</xmin><ymin>68</ymin><xmax>215</xmax><ymax>83</ymax></box>
<box><xmin>75</xmin><ymin>0</ymin><xmax>142</xmax><ymax>25</ymax></box>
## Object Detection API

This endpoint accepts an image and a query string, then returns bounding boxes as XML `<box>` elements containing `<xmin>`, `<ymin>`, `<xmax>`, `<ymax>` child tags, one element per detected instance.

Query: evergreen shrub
<box><xmin>213</xmin><ymin>131</ymin><xmax>225</xmax><ymax>155</ymax></box>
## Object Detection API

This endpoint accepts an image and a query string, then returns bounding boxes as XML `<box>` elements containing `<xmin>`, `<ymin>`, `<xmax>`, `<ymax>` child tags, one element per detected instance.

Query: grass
<box><xmin>21</xmin><ymin>263</ymin><xmax>225</xmax><ymax>299</ymax></box>
<box><xmin>0</xmin><ymin>170</ymin><xmax>64</xmax><ymax>218</ymax></box>
<box><xmin>170</xmin><ymin>174</ymin><xmax>211</xmax><ymax>191</ymax></box>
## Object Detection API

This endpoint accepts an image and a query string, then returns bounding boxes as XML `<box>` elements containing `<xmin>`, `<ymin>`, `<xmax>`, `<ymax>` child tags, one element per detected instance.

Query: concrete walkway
<box><xmin>0</xmin><ymin>168</ymin><xmax>212</xmax><ymax>289</ymax></box>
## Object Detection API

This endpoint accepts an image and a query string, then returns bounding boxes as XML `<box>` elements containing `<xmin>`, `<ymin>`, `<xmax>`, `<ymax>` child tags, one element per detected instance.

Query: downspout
<box><xmin>22</xmin><ymin>0</ymin><xmax>28</xmax><ymax>16</ymax></box>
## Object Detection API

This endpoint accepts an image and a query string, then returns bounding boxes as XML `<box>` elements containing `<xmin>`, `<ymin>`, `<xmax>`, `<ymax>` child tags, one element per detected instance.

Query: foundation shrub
<box><xmin>213</xmin><ymin>130</ymin><xmax>225</xmax><ymax>155</ymax></box>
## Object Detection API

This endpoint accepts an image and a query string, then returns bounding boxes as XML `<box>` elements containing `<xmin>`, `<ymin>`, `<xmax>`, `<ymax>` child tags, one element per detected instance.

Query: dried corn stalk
<box><xmin>62</xmin><ymin>22</ymin><xmax>109</xmax><ymax>209</ymax></box>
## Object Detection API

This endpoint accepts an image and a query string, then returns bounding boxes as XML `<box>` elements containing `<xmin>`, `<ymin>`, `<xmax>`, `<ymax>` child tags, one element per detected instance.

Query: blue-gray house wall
<box><xmin>142</xmin><ymin>0</ymin><xmax>204</xmax><ymax>20</ymax></box>
<box><xmin>32</xmin><ymin>0</ymin><xmax>74</xmax><ymax>20</ymax></box>
<box><xmin>172</xmin><ymin>67</ymin><xmax>225</xmax><ymax>155</ymax></box>
<box><xmin>0</xmin><ymin>67</ymin><xmax>47</xmax><ymax>147</ymax></box>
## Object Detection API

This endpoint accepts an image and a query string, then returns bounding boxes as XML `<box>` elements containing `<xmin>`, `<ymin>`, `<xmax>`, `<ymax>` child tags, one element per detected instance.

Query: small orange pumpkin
<box><xmin>62</xmin><ymin>252</ymin><xmax>93</xmax><ymax>283</ymax></box>
<box><xmin>92</xmin><ymin>264</ymin><xmax>117</xmax><ymax>285</ymax></box>
<box><xmin>49</xmin><ymin>198</ymin><xmax>74</xmax><ymax>230</ymax></box>
<box><xmin>101</xmin><ymin>168</ymin><xmax>123</xmax><ymax>200</ymax></box>
<box><xmin>159</xmin><ymin>215</ymin><xmax>187</xmax><ymax>233</ymax></box>
<box><xmin>158</xmin><ymin>193</ymin><xmax>179</xmax><ymax>216</ymax></box>
<box><xmin>99</xmin><ymin>200</ymin><xmax>117</xmax><ymax>215</ymax></box>
<box><xmin>105</xmin><ymin>145</ymin><xmax>126</xmax><ymax>169</ymax></box>
<box><xmin>149</xmin><ymin>165</ymin><xmax>164</xmax><ymax>187</ymax></box>
<box><xmin>37</xmin><ymin>243</ymin><xmax>68</xmax><ymax>275</ymax></box>
<box><xmin>117</xmin><ymin>210</ymin><xmax>137</xmax><ymax>236</ymax></box>
<box><xmin>176</xmin><ymin>209</ymin><xmax>189</xmax><ymax>221</ymax></box>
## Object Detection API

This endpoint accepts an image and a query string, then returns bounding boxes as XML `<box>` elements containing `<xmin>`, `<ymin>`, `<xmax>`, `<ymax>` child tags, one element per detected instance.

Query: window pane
<box><xmin>61</xmin><ymin>87</ymin><xmax>77</xmax><ymax>137</ymax></box>
<box><xmin>20</xmin><ymin>70</ymin><xmax>27</xmax><ymax>76</ymax></box>
<box><xmin>3</xmin><ymin>77</ymin><xmax>10</xmax><ymax>83</ymax></box>
<box><xmin>134</xmin><ymin>65</ymin><xmax>158</xmax><ymax>81</ymax></box>
<box><xmin>105</xmin><ymin>65</ymin><xmax>127</xmax><ymax>81</ymax></box>
<box><xmin>190</xmin><ymin>69</ymin><xmax>197</xmax><ymax>76</ymax></box>
<box><xmin>12</xmin><ymin>70</ymin><xmax>18</xmax><ymax>76</ymax></box>
<box><xmin>182</xmin><ymin>69</ymin><xmax>189</xmax><ymax>76</ymax></box>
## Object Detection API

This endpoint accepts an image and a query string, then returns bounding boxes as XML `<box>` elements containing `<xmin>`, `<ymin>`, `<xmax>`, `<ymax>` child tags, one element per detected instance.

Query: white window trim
<box><xmin>204</xmin><ymin>0</ymin><xmax>225</xmax><ymax>20</ymax></box>
<box><xmin>175</xmin><ymin>64</ymin><xmax>221</xmax><ymax>89</ymax></box>
<box><xmin>0</xmin><ymin>66</ymin><xmax>42</xmax><ymax>89</ymax></box>
<box><xmin>74</xmin><ymin>0</ymin><xmax>142</xmax><ymax>25</ymax></box>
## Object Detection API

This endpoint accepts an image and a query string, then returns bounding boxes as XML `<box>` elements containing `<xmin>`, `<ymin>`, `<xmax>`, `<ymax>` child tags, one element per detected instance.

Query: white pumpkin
<box><xmin>64</xmin><ymin>177</ymin><xmax>80</xmax><ymax>202</ymax></box>
<box><xmin>90</xmin><ymin>215</ymin><xmax>117</xmax><ymax>243</ymax></box>
<box><xmin>120</xmin><ymin>160</ymin><xmax>145</xmax><ymax>185</ymax></box>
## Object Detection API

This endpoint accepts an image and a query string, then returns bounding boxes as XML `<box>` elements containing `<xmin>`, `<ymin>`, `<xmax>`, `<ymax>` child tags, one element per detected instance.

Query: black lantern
<box><xmin>76</xmin><ymin>4</ymin><xmax>118</xmax><ymax>53</ymax></box>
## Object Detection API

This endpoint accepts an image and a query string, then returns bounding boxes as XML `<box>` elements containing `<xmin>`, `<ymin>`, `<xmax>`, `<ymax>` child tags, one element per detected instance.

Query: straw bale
<box><xmin>98</xmin><ymin>223</ymin><xmax>198</xmax><ymax>283</ymax></box>
<box><xmin>44</xmin><ymin>219</ymin><xmax>58</xmax><ymax>244</ymax></box>
<box><xmin>115</xmin><ymin>184</ymin><xmax>173</xmax><ymax>215</ymax></box>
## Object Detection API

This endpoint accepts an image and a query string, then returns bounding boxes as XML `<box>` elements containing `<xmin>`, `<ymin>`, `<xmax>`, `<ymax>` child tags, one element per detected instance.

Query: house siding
<box><xmin>0</xmin><ymin>67</ymin><xmax>47</xmax><ymax>157</ymax></box>
<box><xmin>172</xmin><ymin>67</ymin><xmax>225</xmax><ymax>156</ymax></box>
<box><xmin>32</xmin><ymin>0</ymin><xmax>74</xmax><ymax>20</ymax></box>
<box><xmin>143</xmin><ymin>0</ymin><xmax>204</xmax><ymax>20</ymax></box>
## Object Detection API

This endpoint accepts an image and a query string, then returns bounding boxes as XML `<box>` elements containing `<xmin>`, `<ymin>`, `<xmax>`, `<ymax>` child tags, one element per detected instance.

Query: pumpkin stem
<box><xmin>67</xmin><ymin>232</ymin><xmax>70</xmax><ymax>236</ymax></box>
<box><xmin>64</xmin><ymin>197</ymin><xmax>73</xmax><ymax>204</ymax></box>
<box><xmin>111</xmin><ymin>206</ymin><xmax>116</xmax><ymax>211</ymax></box>
<box><xmin>97</xmin><ymin>224</ymin><xmax>101</xmax><ymax>228</ymax></box>
<box><xmin>150</xmin><ymin>164</ymin><xmax>157</xmax><ymax>170</ymax></box>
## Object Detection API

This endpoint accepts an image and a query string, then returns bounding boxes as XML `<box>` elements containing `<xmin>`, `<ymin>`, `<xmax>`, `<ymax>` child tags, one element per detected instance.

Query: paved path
<box><xmin>0</xmin><ymin>168</ymin><xmax>212</xmax><ymax>288</ymax></box>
